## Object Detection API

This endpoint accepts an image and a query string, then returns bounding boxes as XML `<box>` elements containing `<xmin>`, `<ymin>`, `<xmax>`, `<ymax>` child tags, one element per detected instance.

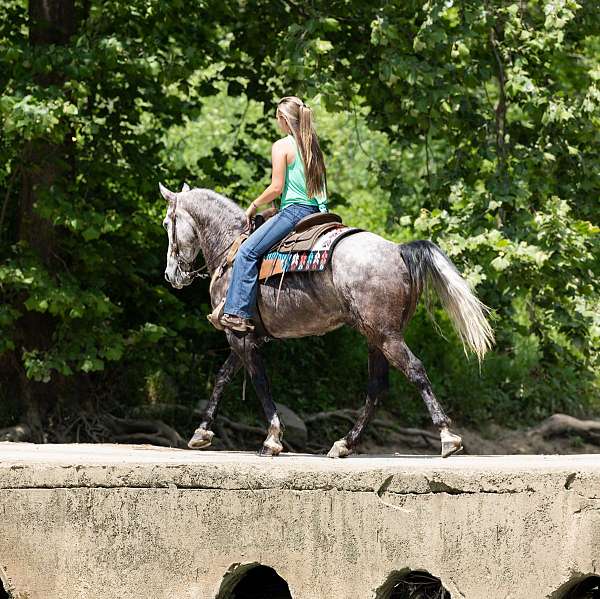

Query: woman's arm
<box><xmin>245</xmin><ymin>140</ymin><xmax>287</xmax><ymax>228</ymax></box>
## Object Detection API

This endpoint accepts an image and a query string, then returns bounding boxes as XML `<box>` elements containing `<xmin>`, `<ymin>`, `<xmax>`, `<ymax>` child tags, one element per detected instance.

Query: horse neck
<box><xmin>181</xmin><ymin>190</ymin><xmax>245</xmax><ymax>274</ymax></box>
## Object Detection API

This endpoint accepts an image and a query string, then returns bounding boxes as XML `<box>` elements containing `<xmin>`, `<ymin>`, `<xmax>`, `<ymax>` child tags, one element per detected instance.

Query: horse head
<box><xmin>159</xmin><ymin>182</ymin><xmax>202</xmax><ymax>289</ymax></box>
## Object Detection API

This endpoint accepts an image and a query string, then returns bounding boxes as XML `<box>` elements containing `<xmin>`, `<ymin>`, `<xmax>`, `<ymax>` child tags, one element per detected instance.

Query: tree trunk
<box><xmin>12</xmin><ymin>0</ymin><xmax>77</xmax><ymax>441</ymax></box>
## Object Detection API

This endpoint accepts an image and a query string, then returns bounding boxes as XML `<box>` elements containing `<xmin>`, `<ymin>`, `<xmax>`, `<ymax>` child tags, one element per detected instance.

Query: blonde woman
<box><xmin>220</xmin><ymin>96</ymin><xmax>328</xmax><ymax>333</ymax></box>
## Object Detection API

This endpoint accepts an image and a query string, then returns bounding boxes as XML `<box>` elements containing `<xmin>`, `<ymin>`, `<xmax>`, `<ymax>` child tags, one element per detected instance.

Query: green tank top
<box><xmin>280</xmin><ymin>135</ymin><xmax>327</xmax><ymax>212</ymax></box>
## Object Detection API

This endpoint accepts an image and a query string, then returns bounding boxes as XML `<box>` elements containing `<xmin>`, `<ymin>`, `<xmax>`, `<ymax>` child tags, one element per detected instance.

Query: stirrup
<box><xmin>207</xmin><ymin>298</ymin><xmax>226</xmax><ymax>331</ymax></box>
<box><xmin>219</xmin><ymin>313</ymin><xmax>255</xmax><ymax>333</ymax></box>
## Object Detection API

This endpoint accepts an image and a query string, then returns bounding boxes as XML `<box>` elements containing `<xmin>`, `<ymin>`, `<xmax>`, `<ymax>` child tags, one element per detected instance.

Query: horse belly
<box><xmin>257</xmin><ymin>272</ymin><xmax>346</xmax><ymax>338</ymax></box>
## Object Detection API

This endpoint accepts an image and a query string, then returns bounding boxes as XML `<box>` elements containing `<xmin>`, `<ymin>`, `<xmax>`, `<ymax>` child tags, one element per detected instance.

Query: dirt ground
<box><xmin>358</xmin><ymin>414</ymin><xmax>600</xmax><ymax>456</ymax></box>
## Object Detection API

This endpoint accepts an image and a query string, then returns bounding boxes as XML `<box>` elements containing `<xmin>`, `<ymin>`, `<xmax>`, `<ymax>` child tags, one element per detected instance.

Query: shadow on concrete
<box><xmin>555</xmin><ymin>575</ymin><xmax>600</xmax><ymax>598</ymax></box>
<box><xmin>0</xmin><ymin>565</ymin><xmax>9</xmax><ymax>599</ymax></box>
<box><xmin>216</xmin><ymin>563</ymin><xmax>292</xmax><ymax>599</ymax></box>
<box><xmin>376</xmin><ymin>569</ymin><xmax>451</xmax><ymax>599</ymax></box>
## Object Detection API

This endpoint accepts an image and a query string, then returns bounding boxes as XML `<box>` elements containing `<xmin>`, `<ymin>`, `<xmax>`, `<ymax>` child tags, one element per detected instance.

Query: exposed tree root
<box><xmin>304</xmin><ymin>408</ymin><xmax>439</xmax><ymax>451</ymax></box>
<box><xmin>30</xmin><ymin>409</ymin><xmax>188</xmax><ymax>449</ymax></box>
<box><xmin>102</xmin><ymin>415</ymin><xmax>187</xmax><ymax>448</ymax></box>
<box><xmin>219</xmin><ymin>415</ymin><xmax>265</xmax><ymax>437</ymax></box>
<box><xmin>528</xmin><ymin>413</ymin><xmax>600</xmax><ymax>445</ymax></box>
<box><xmin>0</xmin><ymin>424</ymin><xmax>32</xmax><ymax>442</ymax></box>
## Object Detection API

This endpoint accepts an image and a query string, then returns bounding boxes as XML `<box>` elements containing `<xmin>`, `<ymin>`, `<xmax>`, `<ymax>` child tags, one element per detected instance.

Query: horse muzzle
<box><xmin>165</xmin><ymin>268</ymin><xmax>193</xmax><ymax>290</ymax></box>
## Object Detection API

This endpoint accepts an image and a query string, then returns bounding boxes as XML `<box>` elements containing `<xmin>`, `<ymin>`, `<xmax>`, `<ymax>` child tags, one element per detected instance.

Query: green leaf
<box><xmin>81</xmin><ymin>358</ymin><xmax>104</xmax><ymax>372</ymax></box>
<box><xmin>82</xmin><ymin>227</ymin><xmax>101</xmax><ymax>240</ymax></box>
<box><xmin>314</xmin><ymin>39</ymin><xmax>334</xmax><ymax>54</ymax></box>
<box><xmin>491</xmin><ymin>256</ymin><xmax>511</xmax><ymax>271</ymax></box>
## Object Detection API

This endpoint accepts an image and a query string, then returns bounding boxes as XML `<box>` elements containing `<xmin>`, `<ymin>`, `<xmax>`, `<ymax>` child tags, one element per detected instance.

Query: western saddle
<box><xmin>206</xmin><ymin>211</ymin><xmax>344</xmax><ymax>331</ymax></box>
<box><xmin>288</xmin><ymin>211</ymin><xmax>342</xmax><ymax>233</ymax></box>
<box><xmin>263</xmin><ymin>211</ymin><xmax>341</xmax><ymax>251</ymax></box>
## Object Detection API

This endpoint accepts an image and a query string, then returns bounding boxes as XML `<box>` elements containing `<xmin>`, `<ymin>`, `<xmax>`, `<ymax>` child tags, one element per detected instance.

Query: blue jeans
<box><xmin>224</xmin><ymin>203</ymin><xmax>320</xmax><ymax>319</ymax></box>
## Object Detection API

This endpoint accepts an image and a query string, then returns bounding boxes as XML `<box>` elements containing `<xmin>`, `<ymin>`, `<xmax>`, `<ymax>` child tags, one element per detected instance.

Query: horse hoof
<box><xmin>440</xmin><ymin>427</ymin><xmax>463</xmax><ymax>458</ymax></box>
<box><xmin>188</xmin><ymin>428</ymin><xmax>214</xmax><ymax>449</ymax></box>
<box><xmin>259</xmin><ymin>439</ymin><xmax>283</xmax><ymax>457</ymax></box>
<box><xmin>327</xmin><ymin>439</ymin><xmax>352</xmax><ymax>458</ymax></box>
<box><xmin>258</xmin><ymin>446</ymin><xmax>275</xmax><ymax>457</ymax></box>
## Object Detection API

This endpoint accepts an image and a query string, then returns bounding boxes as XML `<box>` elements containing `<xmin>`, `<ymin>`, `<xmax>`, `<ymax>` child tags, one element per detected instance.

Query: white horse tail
<box><xmin>399</xmin><ymin>240</ymin><xmax>494</xmax><ymax>362</ymax></box>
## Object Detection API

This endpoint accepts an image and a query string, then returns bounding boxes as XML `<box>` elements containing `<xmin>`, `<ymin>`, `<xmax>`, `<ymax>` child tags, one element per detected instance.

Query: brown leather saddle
<box><xmin>206</xmin><ymin>212</ymin><xmax>356</xmax><ymax>332</ymax></box>
<box><xmin>293</xmin><ymin>211</ymin><xmax>342</xmax><ymax>233</ymax></box>
<box><xmin>258</xmin><ymin>212</ymin><xmax>343</xmax><ymax>280</ymax></box>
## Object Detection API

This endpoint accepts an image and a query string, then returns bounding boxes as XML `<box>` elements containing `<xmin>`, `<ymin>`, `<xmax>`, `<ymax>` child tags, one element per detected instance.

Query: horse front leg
<box><xmin>328</xmin><ymin>346</ymin><xmax>389</xmax><ymax>458</ymax></box>
<box><xmin>188</xmin><ymin>350</ymin><xmax>243</xmax><ymax>449</ymax></box>
<box><xmin>228</xmin><ymin>332</ymin><xmax>283</xmax><ymax>457</ymax></box>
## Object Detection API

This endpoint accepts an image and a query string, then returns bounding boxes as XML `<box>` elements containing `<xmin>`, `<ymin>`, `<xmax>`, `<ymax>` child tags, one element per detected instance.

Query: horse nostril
<box><xmin>164</xmin><ymin>272</ymin><xmax>170</xmax><ymax>282</ymax></box>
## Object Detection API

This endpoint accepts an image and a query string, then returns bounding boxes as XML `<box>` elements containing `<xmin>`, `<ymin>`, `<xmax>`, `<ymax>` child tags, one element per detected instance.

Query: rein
<box><xmin>169</xmin><ymin>195</ymin><xmax>253</xmax><ymax>406</ymax></box>
<box><xmin>169</xmin><ymin>195</ymin><xmax>239</xmax><ymax>283</ymax></box>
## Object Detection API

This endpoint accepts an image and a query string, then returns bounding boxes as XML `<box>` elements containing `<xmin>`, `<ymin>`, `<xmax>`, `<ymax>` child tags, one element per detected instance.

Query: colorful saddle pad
<box><xmin>258</xmin><ymin>225</ymin><xmax>361</xmax><ymax>281</ymax></box>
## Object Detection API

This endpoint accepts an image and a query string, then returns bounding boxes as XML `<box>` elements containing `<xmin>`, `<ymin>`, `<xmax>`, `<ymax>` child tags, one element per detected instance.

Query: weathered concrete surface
<box><xmin>0</xmin><ymin>442</ymin><xmax>598</xmax><ymax>599</ymax></box>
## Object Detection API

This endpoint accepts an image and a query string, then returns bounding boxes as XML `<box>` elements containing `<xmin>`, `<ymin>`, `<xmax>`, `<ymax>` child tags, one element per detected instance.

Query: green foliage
<box><xmin>0</xmin><ymin>0</ymin><xmax>598</xmax><ymax>431</ymax></box>
<box><xmin>0</xmin><ymin>0</ymin><xmax>224</xmax><ymax>388</ymax></box>
<box><xmin>225</xmin><ymin>0</ymin><xmax>599</xmax><ymax>423</ymax></box>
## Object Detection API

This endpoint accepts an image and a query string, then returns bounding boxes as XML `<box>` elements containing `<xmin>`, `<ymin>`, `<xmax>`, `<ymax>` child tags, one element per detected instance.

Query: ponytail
<box><xmin>277</xmin><ymin>97</ymin><xmax>327</xmax><ymax>199</ymax></box>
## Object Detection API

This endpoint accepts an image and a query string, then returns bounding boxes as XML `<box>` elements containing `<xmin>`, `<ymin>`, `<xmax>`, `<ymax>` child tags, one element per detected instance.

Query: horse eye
<box><xmin>163</xmin><ymin>221</ymin><xmax>168</xmax><ymax>230</ymax></box>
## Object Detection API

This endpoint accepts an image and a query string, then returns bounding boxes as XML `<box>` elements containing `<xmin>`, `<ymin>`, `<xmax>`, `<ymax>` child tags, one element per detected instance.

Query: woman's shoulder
<box><xmin>272</xmin><ymin>135</ymin><xmax>294</xmax><ymax>150</ymax></box>
<box><xmin>272</xmin><ymin>136</ymin><xmax>296</xmax><ymax>163</ymax></box>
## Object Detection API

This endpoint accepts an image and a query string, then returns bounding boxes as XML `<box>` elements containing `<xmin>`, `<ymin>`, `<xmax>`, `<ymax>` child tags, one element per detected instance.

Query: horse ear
<box><xmin>181</xmin><ymin>182</ymin><xmax>191</xmax><ymax>192</ymax></box>
<box><xmin>159</xmin><ymin>182</ymin><xmax>177</xmax><ymax>202</ymax></box>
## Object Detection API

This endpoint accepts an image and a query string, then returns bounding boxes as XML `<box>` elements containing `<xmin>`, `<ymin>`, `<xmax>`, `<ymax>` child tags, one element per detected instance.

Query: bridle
<box><xmin>168</xmin><ymin>194</ymin><xmax>210</xmax><ymax>282</ymax></box>
<box><xmin>167</xmin><ymin>194</ymin><xmax>243</xmax><ymax>284</ymax></box>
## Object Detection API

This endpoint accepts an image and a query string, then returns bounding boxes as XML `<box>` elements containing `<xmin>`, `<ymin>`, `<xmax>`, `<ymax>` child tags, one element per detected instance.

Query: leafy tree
<box><xmin>223</xmin><ymin>0</ymin><xmax>599</xmax><ymax>422</ymax></box>
<box><xmin>0</xmin><ymin>0</ymin><xmax>598</xmax><ymax>442</ymax></box>
<box><xmin>0</xmin><ymin>0</ymin><xmax>231</xmax><ymax>438</ymax></box>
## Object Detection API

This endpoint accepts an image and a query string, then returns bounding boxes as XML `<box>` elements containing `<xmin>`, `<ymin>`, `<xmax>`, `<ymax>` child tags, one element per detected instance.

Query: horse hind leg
<box><xmin>188</xmin><ymin>350</ymin><xmax>242</xmax><ymax>449</ymax></box>
<box><xmin>328</xmin><ymin>346</ymin><xmax>389</xmax><ymax>458</ymax></box>
<box><xmin>381</xmin><ymin>336</ymin><xmax>463</xmax><ymax>458</ymax></box>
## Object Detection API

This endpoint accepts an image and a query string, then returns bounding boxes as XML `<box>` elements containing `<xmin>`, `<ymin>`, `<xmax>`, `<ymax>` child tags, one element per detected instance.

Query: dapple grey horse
<box><xmin>160</xmin><ymin>184</ymin><xmax>494</xmax><ymax>458</ymax></box>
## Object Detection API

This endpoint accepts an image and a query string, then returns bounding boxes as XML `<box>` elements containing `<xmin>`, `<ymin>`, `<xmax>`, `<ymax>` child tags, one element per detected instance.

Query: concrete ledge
<box><xmin>0</xmin><ymin>443</ymin><xmax>599</xmax><ymax>598</ymax></box>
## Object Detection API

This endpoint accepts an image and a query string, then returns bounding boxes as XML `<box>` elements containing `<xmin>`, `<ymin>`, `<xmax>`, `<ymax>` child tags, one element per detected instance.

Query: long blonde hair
<box><xmin>276</xmin><ymin>96</ymin><xmax>327</xmax><ymax>199</ymax></box>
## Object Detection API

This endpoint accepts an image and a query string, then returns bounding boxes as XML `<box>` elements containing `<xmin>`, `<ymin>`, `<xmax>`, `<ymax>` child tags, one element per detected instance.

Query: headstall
<box><xmin>168</xmin><ymin>195</ymin><xmax>210</xmax><ymax>281</ymax></box>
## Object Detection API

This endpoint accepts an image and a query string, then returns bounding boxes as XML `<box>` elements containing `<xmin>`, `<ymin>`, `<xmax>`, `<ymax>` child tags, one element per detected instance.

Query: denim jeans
<box><xmin>224</xmin><ymin>203</ymin><xmax>320</xmax><ymax>319</ymax></box>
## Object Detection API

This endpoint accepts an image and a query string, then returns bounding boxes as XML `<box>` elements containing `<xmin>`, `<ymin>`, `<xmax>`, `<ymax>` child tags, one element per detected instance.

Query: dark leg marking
<box><xmin>382</xmin><ymin>337</ymin><xmax>450</xmax><ymax>428</ymax></box>
<box><xmin>328</xmin><ymin>346</ymin><xmax>389</xmax><ymax>458</ymax></box>
<box><xmin>381</xmin><ymin>337</ymin><xmax>462</xmax><ymax>457</ymax></box>
<box><xmin>201</xmin><ymin>351</ymin><xmax>243</xmax><ymax>427</ymax></box>
<box><xmin>188</xmin><ymin>350</ymin><xmax>243</xmax><ymax>449</ymax></box>
<box><xmin>349</xmin><ymin>347</ymin><xmax>389</xmax><ymax>446</ymax></box>
<box><xmin>228</xmin><ymin>332</ymin><xmax>283</xmax><ymax>456</ymax></box>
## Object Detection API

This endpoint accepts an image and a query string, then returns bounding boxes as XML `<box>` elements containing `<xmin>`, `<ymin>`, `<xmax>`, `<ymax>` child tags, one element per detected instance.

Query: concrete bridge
<box><xmin>0</xmin><ymin>442</ymin><xmax>598</xmax><ymax>599</ymax></box>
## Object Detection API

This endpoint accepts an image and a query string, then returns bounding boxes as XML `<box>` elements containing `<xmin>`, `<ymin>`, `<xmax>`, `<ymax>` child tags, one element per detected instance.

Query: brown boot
<box><xmin>219</xmin><ymin>313</ymin><xmax>255</xmax><ymax>333</ymax></box>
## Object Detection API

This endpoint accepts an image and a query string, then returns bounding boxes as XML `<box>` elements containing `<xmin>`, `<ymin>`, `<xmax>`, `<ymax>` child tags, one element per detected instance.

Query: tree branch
<box><xmin>528</xmin><ymin>414</ymin><xmax>600</xmax><ymax>445</ymax></box>
<box><xmin>0</xmin><ymin>166</ymin><xmax>20</xmax><ymax>236</ymax></box>
<box><xmin>279</xmin><ymin>0</ymin><xmax>309</xmax><ymax>18</ymax></box>
<box><xmin>489</xmin><ymin>25</ymin><xmax>507</xmax><ymax>168</ymax></box>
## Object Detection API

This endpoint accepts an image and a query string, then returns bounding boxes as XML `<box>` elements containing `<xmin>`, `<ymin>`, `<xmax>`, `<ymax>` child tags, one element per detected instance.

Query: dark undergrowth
<box><xmin>1</xmin><ymin>306</ymin><xmax>598</xmax><ymax>443</ymax></box>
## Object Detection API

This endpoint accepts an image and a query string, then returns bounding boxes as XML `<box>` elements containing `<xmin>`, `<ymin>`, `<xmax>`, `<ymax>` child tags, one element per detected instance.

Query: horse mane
<box><xmin>181</xmin><ymin>188</ymin><xmax>246</xmax><ymax>265</ymax></box>
<box><xmin>190</xmin><ymin>188</ymin><xmax>245</xmax><ymax>221</ymax></box>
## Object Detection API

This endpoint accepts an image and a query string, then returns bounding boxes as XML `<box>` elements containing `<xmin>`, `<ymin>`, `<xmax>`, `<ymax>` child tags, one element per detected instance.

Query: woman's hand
<box><xmin>245</xmin><ymin>201</ymin><xmax>257</xmax><ymax>230</ymax></box>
